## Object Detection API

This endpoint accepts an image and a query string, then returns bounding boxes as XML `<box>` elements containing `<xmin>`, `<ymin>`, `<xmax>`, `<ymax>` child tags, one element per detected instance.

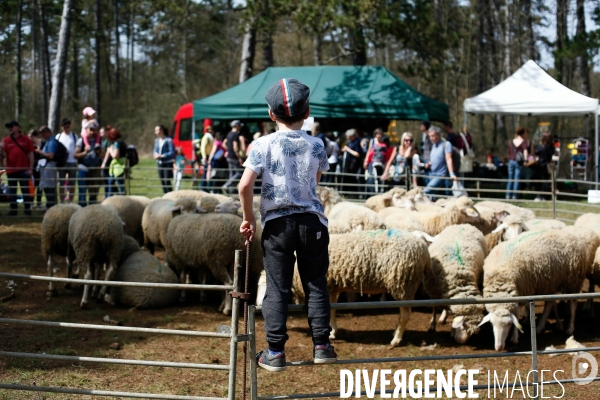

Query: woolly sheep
<box><xmin>112</xmin><ymin>251</ymin><xmax>179</xmax><ymax>309</ymax></box>
<box><xmin>41</xmin><ymin>203</ymin><xmax>82</xmax><ymax>295</ymax></box>
<box><xmin>102</xmin><ymin>196</ymin><xmax>147</xmax><ymax>245</ymax></box>
<box><xmin>563</xmin><ymin>226</ymin><xmax>600</xmax><ymax>315</ymax></box>
<box><xmin>382</xmin><ymin>210</ymin><xmax>426</xmax><ymax>232</ymax></box>
<box><xmin>292</xmin><ymin>229</ymin><xmax>431</xmax><ymax>347</ymax></box>
<box><xmin>214</xmin><ymin>199</ymin><xmax>242</xmax><ymax>215</ymax></box>
<box><xmin>68</xmin><ymin>204</ymin><xmax>125</xmax><ymax>308</ymax></box>
<box><xmin>364</xmin><ymin>188</ymin><xmax>409</xmax><ymax>212</ymax></box>
<box><xmin>475</xmin><ymin>201</ymin><xmax>536</xmax><ymax>221</ymax></box>
<box><xmin>484</xmin><ymin>214</ymin><xmax>529</xmax><ymax>250</ymax></box>
<box><xmin>163</xmin><ymin>189</ymin><xmax>230</xmax><ymax>204</ymax></box>
<box><xmin>472</xmin><ymin>205</ymin><xmax>509</xmax><ymax>235</ymax></box>
<box><xmin>165</xmin><ymin>213</ymin><xmax>263</xmax><ymax>314</ymax></box>
<box><xmin>328</xmin><ymin>202</ymin><xmax>385</xmax><ymax>233</ymax></box>
<box><xmin>413</xmin><ymin>196</ymin><xmax>480</xmax><ymax>236</ymax></box>
<box><xmin>423</xmin><ymin>224</ymin><xmax>489</xmax><ymax>343</ymax></box>
<box><xmin>316</xmin><ymin>186</ymin><xmax>343</xmax><ymax>216</ymax></box>
<box><xmin>574</xmin><ymin>213</ymin><xmax>600</xmax><ymax>235</ymax></box>
<box><xmin>525</xmin><ymin>218</ymin><xmax>566</xmax><ymax>231</ymax></box>
<box><xmin>480</xmin><ymin>229</ymin><xmax>587</xmax><ymax>351</ymax></box>
<box><xmin>141</xmin><ymin>197</ymin><xmax>205</xmax><ymax>256</ymax></box>
<box><xmin>128</xmin><ymin>195</ymin><xmax>151</xmax><ymax>208</ymax></box>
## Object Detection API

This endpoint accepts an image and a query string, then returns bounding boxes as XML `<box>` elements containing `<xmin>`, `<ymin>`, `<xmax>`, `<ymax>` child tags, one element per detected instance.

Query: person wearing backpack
<box><xmin>55</xmin><ymin>118</ymin><xmax>79</xmax><ymax>202</ymax></box>
<box><xmin>35</xmin><ymin>126</ymin><xmax>59</xmax><ymax>209</ymax></box>
<box><xmin>1</xmin><ymin>121</ymin><xmax>34</xmax><ymax>216</ymax></box>
<box><xmin>74</xmin><ymin>121</ymin><xmax>104</xmax><ymax>206</ymax></box>
<box><xmin>506</xmin><ymin>126</ymin><xmax>529</xmax><ymax>200</ymax></box>
<box><xmin>101</xmin><ymin>126</ymin><xmax>127</xmax><ymax>197</ymax></box>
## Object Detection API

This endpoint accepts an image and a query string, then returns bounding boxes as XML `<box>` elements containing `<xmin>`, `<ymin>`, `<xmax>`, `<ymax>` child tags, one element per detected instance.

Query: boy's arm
<box><xmin>239</xmin><ymin>167</ymin><xmax>258</xmax><ymax>244</ymax></box>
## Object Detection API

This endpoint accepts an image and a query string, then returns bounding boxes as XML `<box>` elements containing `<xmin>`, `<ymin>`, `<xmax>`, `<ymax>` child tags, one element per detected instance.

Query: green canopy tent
<box><xmin>193</xmin><ymin>66</ymin><xmax>448</xmax><ymax>122</ymax></box>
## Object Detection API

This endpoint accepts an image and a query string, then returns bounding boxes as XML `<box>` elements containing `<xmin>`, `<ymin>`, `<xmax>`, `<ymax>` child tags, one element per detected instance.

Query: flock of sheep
<box><xmin>36</xmin><ymin>185</ymin><xmax>600</xmax><ymax>351</ymax></box>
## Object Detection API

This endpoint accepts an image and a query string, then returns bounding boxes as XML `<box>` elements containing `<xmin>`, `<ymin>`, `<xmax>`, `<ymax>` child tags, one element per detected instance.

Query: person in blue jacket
<box><xmin>153</xmin><ymin>125</ymin><xmax>175</xmax><ymax>194</ymax></box>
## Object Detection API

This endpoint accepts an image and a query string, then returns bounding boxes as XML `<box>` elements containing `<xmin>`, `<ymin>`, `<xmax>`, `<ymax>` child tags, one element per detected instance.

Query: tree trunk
<box><xmin>502</xmin><ymin>0</ymin><xmax>510</xmax><ymax>78</ymax></box>
<box><xmin>15</xmin><ymin>0</ymin><xmax>23</xmax><ymax>121</ymax></box>
<box><xmin>576</xmin><ymin>0</ymin><xmax>590</xmax><ymax>97</ymax></box>
<box><xmin>72</xmin><ymin>38</ymin><xmax>79</xmax><ymax>113</ymax></box>
<box><xmin>37</xmin><ymin>0</ymin><xmax>51</xmax><ymax>123</ymax></box>
<box><xmin>348</xmin><ymin>25</ymin><xmax>367</xmax><ymax>66</ymax></box>
<box><xmin>31</xmin><ymin>0</ymin><xmax>37</xmax><ymax>79</ymax></box>
<box><xmin>263</xmin><ymin>31</ymin><xmax>274</xmax><ymax>69</ymax></box>
<box><xmin>114</xmin><ymin>0</ymin><xmax>120</xmax><ymax>96</ymax></box>
<box><xmin>95</xmin><ymin>0</ymin><xmax>102</xmax><ymax>121</ymax></box>
<box><xmin>313</xmin><ymin>35</ymin><xmax>322</xmax><ymax>66</ymax></box>
<box><xmin>556</xmin><ymin>0</ymin><xmax>568</xmax><ymax>84</ymax></box>
<box><xmin>239</xmin><ymin>23</ymin><xmax>256</xmax><ymax>83</ymax></box>
<box><xmin>48</xmin><ymin>0</ymin><xmax>73</xmax><ymax>134</ymax></box>
<box><xmin>524</xmin><ymin>0</ymin><xmax>537</xmax><ymax>60</ymax></box>
<box><xmin>128</xmin><ymin>8</ymin><xmax>134</xmax><ymax>84</ymax></box>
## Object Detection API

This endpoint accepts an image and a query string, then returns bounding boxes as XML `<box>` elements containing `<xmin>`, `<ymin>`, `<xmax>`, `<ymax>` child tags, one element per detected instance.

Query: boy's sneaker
<box><xmin>256</xmin><ymin>349</ymin><xmax>286</xmax><ymax>372</ymax></box>
<box><xmin>314</xmin><ymin>343</ymin><xmax>337</xmax><ymax>364</ymax></box>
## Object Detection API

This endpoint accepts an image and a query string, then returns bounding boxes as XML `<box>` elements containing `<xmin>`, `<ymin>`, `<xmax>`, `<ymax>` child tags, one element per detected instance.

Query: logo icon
<box><xmin>572</xmin><ymin>351</ymin><xmax>598</xmax><ymax>385</ymax></box>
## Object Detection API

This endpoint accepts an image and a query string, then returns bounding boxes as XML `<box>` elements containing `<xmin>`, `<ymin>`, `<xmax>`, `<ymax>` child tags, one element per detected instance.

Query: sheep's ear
<box><xmin>478</xmin><ymin>313</ymin><xmax>492</xmax><ymax>327</ymax></box>
<box><xmin>169</xmin><ymin>206</ymin><xmax>182</xmax><ymax>218</ymax></box>
<box><xmin>452</xmin><ymin>316</ymin><xmax>465</xmax><ymax>329</ymax></box>
<box><xmin>494</xmin><ymin>211</ymin><xmax>510</xmax><ymax>223</ymax></box>
<box><xmin>520</xmin><ymin>222</ymin><xmax>529</xmax><ymax>232</ymax></box>
<box><xmin>511</xmin><ymin>314</ymin><xmax>523</xmax><ymax>333</ymax></box>
<box><xmin>196</xmin><ymin>206</ymin><xmax>207</xmax><ymax>214</ymax></box>
<box><xmin>491</xmin><ymin>222</ymin><xmax>507</xmax><ymax>234</ymax></box>
<box><xmin>462</xmin><ymin>207</ymin><xmax>480</xmax><ymax>218</ymax></box>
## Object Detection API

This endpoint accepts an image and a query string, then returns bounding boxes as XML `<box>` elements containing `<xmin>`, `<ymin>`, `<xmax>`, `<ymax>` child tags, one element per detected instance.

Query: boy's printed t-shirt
<box><xmin>243</xmin><ymin>129</ymin><xmax>330</xmax><ymax>228</ymax></box>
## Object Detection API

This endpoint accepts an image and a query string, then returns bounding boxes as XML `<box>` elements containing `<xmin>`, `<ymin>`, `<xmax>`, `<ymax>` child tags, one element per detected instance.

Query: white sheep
<box><xmin>364</xmin><ymin>188</ymin><xmax>409</xmax><ymax>212</ymax></box>
<box><xmin>68</xmin><ymin>204</ymin><xmax>125</xmax><ymax>308</ymax></box>
<box><xmin>484</xmin><ymin>214</ymin><xmax>529</xmax><ymax>250</ymax></box>
<box><xmin>380</xmin><ymin>208</ymin><xmax>426</xmax><ymax>232</ymax></box>
<box><xmin>327</xmin><ymin>202</ymin><xmax>385</xmax><ymax>233</ymax></box>
<box><xmin>574</xmin><ymin>213</ymin><xmax>600</xmax><ymax>235</ymax></box>
<box><xmin>525</xmin><ymin>218</ymin><xmax>566</xmax><ymax>231</ymax></box>
<box><xmin>163</xmin><ymin>189</ymin><xmax>230</xmax><ymax>204</ymax></box>
<box><xmin>475</xmin><ymin>200</ymin><xmax>536</xmax><ymax>221</ymax></box>
<box><xmin>41</xmin><ymin>203</ymin><xmax>82</xmax><ymax>295</ymax></box>
<box><xmin>423</xmin><ymin>224</ymin><xmax>489</xmax><ymax>344</ymax></box>
<box><xmin>316</xmin><ymin>185</ymin><xmax>343</xmax><ymax>216</ymax></box>
<box><xmin>480</xmin><ymin>229</ymin><xmax>588</xmax><ymax>351</ymax></box>
<box><xmin>472</xmin><ymin>205</ymin><xmax>509</xmax><ymax>235</ymax></box>
<box><xmin>102</xmin><ymin>196</ymin><xmax>147</xmax><ymax>245</ymax></box>
<box><xmin>292</xmin><ymin>229</ymin><xmax>431</xmax><ymax>347</ymax></box>
<box><xmin>413</xmin><ymin>196</ymin><xmax>480</xmax><ymax>236</ymax></box>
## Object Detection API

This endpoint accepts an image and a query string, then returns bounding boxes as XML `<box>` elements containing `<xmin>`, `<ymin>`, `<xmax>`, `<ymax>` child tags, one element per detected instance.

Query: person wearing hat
<box><xmin>81</xmin><ymin>107</ymin><xmax>98</xmax><ymax>148</ymax></box>
<box><xmin>35</xmin><ymin>126</ymin><xmax>59</xmax><ymax>209</ymax></box>
<box><xmin>1</xmin><ymin>121</ymin><xmax>35</xmax><ymax>216</ymax></box>
<box><xmin>221</xmin><ymin>120</ymin><xmax>245</xmax><ymax>193</ymax></box>
<box><xmin>239</xmin><ymin>78</ymin><xmax>337</xmax><ymax>372</ymax></box>
<box><xmin>55</xmin><ymin>118</ymin><xmax>79</xmax><ymax>202</ymax></box>
<box><xmin>74</xmin><ymin>120</ymin><xmax>104</xmax><ymax>206</ymax></box>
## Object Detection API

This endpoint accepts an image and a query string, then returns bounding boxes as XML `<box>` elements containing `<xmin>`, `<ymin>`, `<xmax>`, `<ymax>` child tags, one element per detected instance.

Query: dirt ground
<box><xmin>0</xmin><ymin>218</ymin><xmax>599</xmax><ymax>399</ymax></box>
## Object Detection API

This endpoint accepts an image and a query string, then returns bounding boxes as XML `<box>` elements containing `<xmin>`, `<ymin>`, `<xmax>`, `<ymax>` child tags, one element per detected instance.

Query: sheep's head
<box><xmin>451</xmin><ymin>314</ymin><xmax>484</xmax><ymax>344</ymax></box>
<box><xmin>317</xmin><ymin>186</ymin><xmax>342</xmax><ymax>216</ymax></box>
<box><xmin>478</xmin><ymin>309</ymin><xmax>522</xmax><ymax>351</ymax></box>
<box><xmin>394</xmin><ymin>194</ymin><xmax>415</xmax><ymax>210</ymax></box>
<box><xmin>215</xmin><ymin>200</ymin><xmax>242</xmax><ymax>215</ymax></box>
<box><xmin>410</xmin><ymin>230</ymin><xmax>435</xmax><ymax>246</ymax></box>
<box><xmin>492</xmin><ymin>211</ymin><xmax>510</xmax><ymax>228</ymax></box>
<box><xmin>170</xmin><ymin>198</ymin><xmax>206</xmax><ymax>217</ymax></box>
<box><xmin>492</xmin><ymin>215</ymin><xmax>528</xmax><ymax>242</ymax></box>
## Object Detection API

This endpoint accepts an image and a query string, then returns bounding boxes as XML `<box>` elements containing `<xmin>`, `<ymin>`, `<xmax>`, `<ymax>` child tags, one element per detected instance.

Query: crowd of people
<box><xmin>0</xmin><ymin>108</ymin><xmax>133</xmax><ymax>215</ymax></box>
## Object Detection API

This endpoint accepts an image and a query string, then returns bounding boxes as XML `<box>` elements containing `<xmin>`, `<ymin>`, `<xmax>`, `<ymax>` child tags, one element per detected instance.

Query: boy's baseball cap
<box><xmin>265</xmin><ymin>78</ymin><xmax>310</xmax><ymax>119</ymax></box>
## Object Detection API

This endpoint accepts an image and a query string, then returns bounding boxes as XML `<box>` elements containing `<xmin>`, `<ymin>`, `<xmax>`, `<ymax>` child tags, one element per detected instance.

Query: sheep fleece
<box><xmin>41</xmin><ymin>203</ymin><xmax>81</xmax><ymax>259</ymax></box>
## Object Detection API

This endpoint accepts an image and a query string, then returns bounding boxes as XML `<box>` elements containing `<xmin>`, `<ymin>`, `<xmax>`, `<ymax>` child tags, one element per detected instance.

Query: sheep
<box><xmin>475</xmin><ymin>200</ymin><xmax>536</xmax><ymax>221</ymax></box>
<box><xmin>41</xmin><ymin>203</ymin><xmax>82</xmax><ymax>295</ymax></box>
<box><xmin>364</xmin><ymin>188</ymin><xmax>409</xmax><ymax>212</ymax></box>
<box><xmin>213</xmin><ymin>199</ymin><xmax>242</xmax><ymax>215</ymax></box>
<box><xmin>163</xmin><ymin>189</ymin><xmax>230</xmax><ymax>204</ymax></box>
<box><xmin>525</xmin><ymin>218</ymin><xmax>566</xmax><ymax>231</ymax></box>
<box><xmin>128</xmin><ymin>195</ymin><xmax>151</xmax><ymax>208</ymax></box>
<box><xmin>102</xmin><ymin>196</ymin><xmax>147</xmax><ymax>245</ymax></box>
<box><xmin>472</xmin><ymin>205</ymin><xmax>510</xmax><ymax>235</ymax></box>
<box><xmin>112</xmin><ymin>250</ymin><xmax>179</xmax><ymax>309</ymax></box>
<box><xmin>413</xmin><ymin>196</ymin><xmax>480</xmax><ymax>236</ymax></box>
<box><xmin>68</xmin><ymin>204</ymin><xmax>125</xmax><ymax>308</ymax></box>
<box><xmin>382</xmin><ymin>211</ymin><xmax>426</xmax><ymax>232</ymax></box>
<box><xmin>484</xmin><ymin>214</ymin><xmax>529</xmax><ymax>250</ymax></box>
<box><xmin>423</xmin><ymin>224</ymin><xmax>489</xmax><ymax>344</ymax></box>
<box><xmin>141</xmin><ymin>197</ymin><xmax>205</xmax><ymax>256</ymax></box>
<box><xmin>316</xmin><ymin>186</ymin><xmax>343</xmax><ymax>216</ymax></box>
<box><xmin>327</xmin><ymin>202</ymin><xmax>385</xmax><ymax>233</ymax></box>
<box><xmin>574</xmin><ymin>213</ymin><xmax>600</xmax><ymax>235</ymax></box>
<box><xmin>479</xmin><ymin>229</ymin><xmax>588</xmax><ymax>351</ymax></box>
<box><xmin>164</xmin><ymin>212</ymin><xmax>263</xmax><ymax>314</ymax></box>
<box><xmin>292</xmin><ymin>229</ymin><xmax>431</xmax><ymax>347</ymax></box>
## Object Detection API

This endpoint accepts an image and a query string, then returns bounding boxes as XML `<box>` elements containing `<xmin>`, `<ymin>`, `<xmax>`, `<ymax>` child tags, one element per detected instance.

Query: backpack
<box><xmin>53</xmin><ymin>140</ymin><xmax>68</xmax><ymax>168</ymax></box>
<box><xmin>126</xmin><ymin>144</ymin><xmax>139</xmax><ymax>167</ymax></box>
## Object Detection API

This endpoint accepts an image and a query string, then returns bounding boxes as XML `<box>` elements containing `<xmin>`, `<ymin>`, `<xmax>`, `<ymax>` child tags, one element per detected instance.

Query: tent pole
<box><xmin>592</xmin><ymin>113</ymin><xmax>598</xmax><ymax>190</ymax></box>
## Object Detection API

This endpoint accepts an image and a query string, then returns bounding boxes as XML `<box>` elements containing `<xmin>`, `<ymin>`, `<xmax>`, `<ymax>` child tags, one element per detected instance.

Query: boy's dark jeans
<box><xmin>261</xmin><ymin>213</ymin><xmax>332</xmax><ymax>351</ymax></box>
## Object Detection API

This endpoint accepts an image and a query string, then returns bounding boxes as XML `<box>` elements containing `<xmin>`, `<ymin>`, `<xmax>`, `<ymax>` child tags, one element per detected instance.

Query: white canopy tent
<box><xmin>463</xmin><ymin>60</ymin><xmax>600</xmax><ymax>182</ymax></box>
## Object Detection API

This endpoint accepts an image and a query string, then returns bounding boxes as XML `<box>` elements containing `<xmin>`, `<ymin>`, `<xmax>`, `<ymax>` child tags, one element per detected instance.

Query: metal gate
<box><xmin>0</xmin><ymin>251</ymin><xmax>248</xmax><ymax>400</ymax></box>
<box><xmin>248</xmin><ymin>292</ymin><xmax>600</xmax><ymax>399</ymax></box>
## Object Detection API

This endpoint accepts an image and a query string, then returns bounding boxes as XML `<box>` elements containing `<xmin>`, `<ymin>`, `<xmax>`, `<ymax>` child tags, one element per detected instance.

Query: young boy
<box><xmin>239</xmin><ymin>78</ymin><xmax>337</xmax><ymax>372</ymax></box>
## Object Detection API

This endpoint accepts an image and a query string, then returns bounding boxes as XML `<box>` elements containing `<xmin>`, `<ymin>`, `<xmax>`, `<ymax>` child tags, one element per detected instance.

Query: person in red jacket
<box><xmin>363</xmin><ymin>128</ymin><xmax>393</xmax><ymax>192</ymax></box>
<box><xmin>0</xmin><ymin>121</ymin><xmax>35</xmax><ymax>216</ymax></box>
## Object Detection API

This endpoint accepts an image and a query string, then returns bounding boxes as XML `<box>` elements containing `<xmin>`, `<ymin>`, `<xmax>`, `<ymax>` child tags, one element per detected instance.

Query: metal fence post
<box><xmin>529</xmin><ymin>301</ymin><xmax>539</xmax><ymax>400</ymax></box>
<box><xmin>551</xmin><ymin>169</ymin><xmax>557</xmax><ymax>219</ymax></box>
<box><xmin>227</xmin><ymin>251</ymin><xmax>242</xmax><ymax>400</ymax></box>
<box><xmin>248</xmin><ymin>305</ymin><xmax>258</xmax><ymax>400</ymax></box>
<box><xmin>406</xmin><ymin>166</ymin><xmax>411</xmax><ymax>191</ymax></box>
